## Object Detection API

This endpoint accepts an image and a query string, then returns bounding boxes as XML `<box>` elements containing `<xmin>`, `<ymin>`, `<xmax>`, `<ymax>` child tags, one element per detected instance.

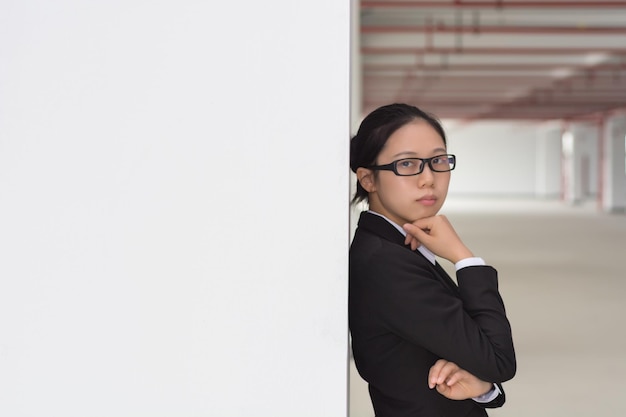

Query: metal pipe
<box><xmin>364</xmin><ymin>73</ymin><xmax>626</xmax><ymax>80</ymax></box>
<box><xmin>362</xmin><ymin>25</ymin><xmax>626</xmax><ymax>34</ymax></box>
<box><xmin>365</xmin><ymin>87</ymin><xmax>626</xmax><ymax>93</ymax></box>
<box><xmin>363</xmin><ymin>63</ymin><xmax>626</xmax><ymax>71</ymax></box>
<box><xmin>362</xmin><ymin>1</ymin><xmax>626</xmax><ymax>9</ymax></box>
<box><xmin>361</xmin><ymin>46</ymin><xmax>626</xmax><ymax>55</ymax></box>
<box><xmin>362</xmin><ymin>100</ymin><xmax>626</xmax><ymax>107</ymax></box>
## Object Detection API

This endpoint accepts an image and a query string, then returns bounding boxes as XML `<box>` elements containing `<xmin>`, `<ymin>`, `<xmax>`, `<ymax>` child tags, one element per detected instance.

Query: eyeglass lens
<box><xmin>395</xmin><ymin>155</ymin><xmax>454</xmax><ymax>175</ymax></box>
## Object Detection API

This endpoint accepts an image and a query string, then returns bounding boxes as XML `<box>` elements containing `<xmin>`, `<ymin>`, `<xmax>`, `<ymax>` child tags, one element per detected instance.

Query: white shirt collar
<box><xmin>367</xmin><ymin>210</ymin><xmax>436</xmax><ymax>265</ymax></box>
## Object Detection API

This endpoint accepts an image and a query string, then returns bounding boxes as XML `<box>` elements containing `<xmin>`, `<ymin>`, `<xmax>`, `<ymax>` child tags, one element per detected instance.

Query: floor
<box><xmin>349</xmin><ymin>196</ymin><xmax>626</xmax><ymax>417</ymax></box>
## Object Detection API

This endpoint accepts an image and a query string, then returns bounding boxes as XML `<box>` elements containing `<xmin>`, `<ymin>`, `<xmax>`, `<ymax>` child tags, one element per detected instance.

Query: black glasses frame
<box><xmin>367</xmin><ymin>154</ymin><xmax>456</xmax><ymax>176</ymax></box>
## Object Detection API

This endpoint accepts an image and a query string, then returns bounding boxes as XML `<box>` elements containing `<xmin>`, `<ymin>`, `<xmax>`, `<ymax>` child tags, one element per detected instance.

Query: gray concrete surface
<box><xmin>349</xmin><ymin>197</ymin><xmax>626</xmax><ymax>417</ymax></box>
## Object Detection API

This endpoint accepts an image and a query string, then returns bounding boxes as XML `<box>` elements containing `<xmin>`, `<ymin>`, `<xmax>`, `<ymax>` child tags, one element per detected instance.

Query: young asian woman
<box><xmin>349</xmin><ymin>103</ymin><xmax>516</xmax><ymax>417</ymax></box>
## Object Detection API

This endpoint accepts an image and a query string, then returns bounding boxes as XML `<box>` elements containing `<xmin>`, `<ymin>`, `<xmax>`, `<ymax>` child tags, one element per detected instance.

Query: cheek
<box><xmin>374</xmin><ymin>176</ymin><xmax>397</xmax><ymax>198</ymax></box>
<box><xmin>380</xmin><ymin>176</ymin><xmax>407</xmax><ymax>191</ymax></box>
<box><xmin>381</xmin><ymin>178</ymin><xmax>416</xmax><ymax>204</ymax></box>
<box><xmin>439</xmin><ymin>173</ymin><xmax>451</xmax><ymax>187</ymax></box>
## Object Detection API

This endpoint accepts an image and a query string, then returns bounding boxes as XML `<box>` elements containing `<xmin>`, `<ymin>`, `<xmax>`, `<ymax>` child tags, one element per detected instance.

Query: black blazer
<box><xmin>349</xmin><ymin>212</ymin><xmax>516</xmax><ymax>417</ymax></box>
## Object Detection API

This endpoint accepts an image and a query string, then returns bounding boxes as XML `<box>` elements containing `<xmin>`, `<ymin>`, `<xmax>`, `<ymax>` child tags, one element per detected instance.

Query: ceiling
<box><xmin>359</xmin><ymin>0</ymin><xmax>626</xmax><ymax>121</ymax></box>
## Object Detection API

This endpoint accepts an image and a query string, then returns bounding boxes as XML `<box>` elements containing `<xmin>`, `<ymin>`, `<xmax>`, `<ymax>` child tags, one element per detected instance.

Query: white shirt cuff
<box><xmin>472</xmin><ymin>383</ymin><xmax>501</xmax><ymax>403</ymax></box>
<box><xmin>454</xmin><ymin>257</ymin><xmax>486</xmax><ymax>271</ymax></box>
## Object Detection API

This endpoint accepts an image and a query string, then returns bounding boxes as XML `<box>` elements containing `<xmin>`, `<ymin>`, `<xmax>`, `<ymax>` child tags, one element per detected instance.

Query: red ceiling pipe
<box><xmin>362</xmin><ymin>1</ymin><xmax>626</xmax><ymax>8</ymax></box>
<box><xmin>363</xmin><ymin>94</ymin><xmax>626</xmax><ymax>102</ymax></box>
<box><xmin>364</xmin><ymin>71</ymin><xmax>626</xmax><ymax>75</ymax></box>
<box><xmin>364</xmin><ymin>90</ymin><xmax>626</xmax><ymax>96</ymax></box>
<box><xmin>564</xmin><ymin>106</ymin><xmax>626</xmax><ymax>121</ymax></box>
<box><xmin>364</xmin><ymin>87</ymin><xmax>626</xmax><ymax>94</ymax></box>
<box><xmin>364</xmin><ymin>74</ymin><xmax>626</xmax><ymax>80</ymax></box>
<box><xmin>362</xmin><ymin>25</ymin><xmax>626</xmax><ymax>34</ymax></box>
<box><xmin>359</xmin><ymin>107</ymin><xmax>602</xmax><ymax>121</ymax></box>
<box><xmin>378</xmin><ymin>112</ymin><xmax>593</xmax><ymax>121</ymax></box>
<box><xmin>368</xmin><ymin>101</ymin><xmax>626</xmax><ymax>107</ymax></box>
<box><xmin>361</xmin><ymin>46</ymin><xmax>626</xmax><ymax>55</ymax></box>
<box><xmin>363</xmin><ymin>63</ymin><xmax>626</xmax><ymax>71</ymax></box>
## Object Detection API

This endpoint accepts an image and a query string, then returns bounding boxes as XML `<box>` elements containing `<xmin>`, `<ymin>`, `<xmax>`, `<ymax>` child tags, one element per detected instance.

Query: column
<box><xmin>535</xmin><ymin>126</ymin><xmax>562</xmax><ymax>198</ymax></box>
<box><xmin>562</xmin><ymin>123</ymin><xmax>598</xmax><ymax>205</ymax></box>
<box><xmin>0</xmin><ymin>1</ymin><xmax>350</xmax><ymax>416</ymax></box>
<box><xmin>602</xmin><ymin>116</ymin><xmax>626</xmax><ymax>212</ymax></box>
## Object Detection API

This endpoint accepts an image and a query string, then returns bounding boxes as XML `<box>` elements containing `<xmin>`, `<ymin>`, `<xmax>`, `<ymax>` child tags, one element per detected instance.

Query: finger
<box><xmin>435</xmin><ymin>383</ymin><xmax>449</xmax><ymax>396</ymax></box>
<box><xmin>429</xmin><ymin>359</ymin><xmax>459</xmax><ymax>388</ymax></box>
<box><xmin>403</xmin><ymin>230</ymin><xmax>421</xmax><ymax>251</ymax></box>
<box><xmin>445</xmin><ymin>369</ymin><xmax>467</xmax><ymax>386</ymax></box>
<box><xmin>436</xmin><ymin>361</ymin><xmax>460</xmax><ymax>385</ymax></box>
<box><xmin>402</xmin><ymin>223</ymin><xmax>430</xmax><ymax>240</ymax></box>
<box><xmin>407</xmin><ymin>236</ymin><xmax>420</xmax><ymax>251</ymax></box>
<box><xmin>428</xmin><ymin>359</ymin><xmax>448</xmax><ymax>389</ymax></box>
<box><xmin>409</xmin><ymin>216</ymin><xmax>435</xmax><ymax>231</ymax></box>
<box><xmin>404</xmin><ymin>234</ymin><xmax>418</xmax><ymax>250</ymax></box>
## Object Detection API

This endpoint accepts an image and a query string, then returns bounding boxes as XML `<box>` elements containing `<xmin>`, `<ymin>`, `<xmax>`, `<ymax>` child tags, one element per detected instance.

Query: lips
<box><xmin>417</xmin><ymin>195</ymin><xmax>437</xmax><ymax>206</ymax></box>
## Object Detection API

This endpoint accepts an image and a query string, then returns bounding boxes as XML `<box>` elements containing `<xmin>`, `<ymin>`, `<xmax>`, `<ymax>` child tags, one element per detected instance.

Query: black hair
<box><xmin>350</xmin><ymin>103</ymin><xmax>447</xmax><ymax>204</ymax></box>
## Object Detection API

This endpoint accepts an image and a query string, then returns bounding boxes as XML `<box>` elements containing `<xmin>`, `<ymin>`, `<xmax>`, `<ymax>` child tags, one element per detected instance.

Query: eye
<box><xmin>432</xmin><ymin>156</ymin><xmax>451</xmax><ymax>165</ymax></box>
<box><xmin>398</xmin><ymin>159</ymin><xmax>416</xmax><ymax>168</ymax></box>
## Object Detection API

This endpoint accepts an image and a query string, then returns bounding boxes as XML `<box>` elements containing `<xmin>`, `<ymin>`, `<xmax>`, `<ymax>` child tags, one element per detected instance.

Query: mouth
<box><xmin>417</xmin><ymin>196</ymin><xmax>437</xmax><ymax>206</ymax></box>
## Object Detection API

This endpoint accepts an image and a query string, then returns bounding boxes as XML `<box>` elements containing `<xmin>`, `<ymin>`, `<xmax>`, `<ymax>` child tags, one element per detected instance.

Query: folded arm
<box><xmin>428</xmin><ymin>359</ymin><xmax>506</xmax><ymax>408</ymax></box>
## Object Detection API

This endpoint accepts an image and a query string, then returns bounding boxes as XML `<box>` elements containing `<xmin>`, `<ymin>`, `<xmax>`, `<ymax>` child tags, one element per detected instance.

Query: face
<box><xmin>357</xmin><ymin>120</ymin><xmax>451</xmax><ymax>226</ymax></box>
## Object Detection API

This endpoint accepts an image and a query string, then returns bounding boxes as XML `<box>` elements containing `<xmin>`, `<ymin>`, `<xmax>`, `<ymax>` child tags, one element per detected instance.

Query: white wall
<box><xmin>0</xmin><ymin>2</ymin><xmax>350</xmax><ymax>416</ymax></box>
<box><xmin>443</xmin><ymin>121</ymin><xmax>538</xmax><ymax>196</ymax></box>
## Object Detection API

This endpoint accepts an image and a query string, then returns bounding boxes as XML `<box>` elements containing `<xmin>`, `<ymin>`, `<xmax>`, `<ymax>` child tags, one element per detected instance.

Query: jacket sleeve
<box><xmin>370</xmin><ymin>247</ymin><xmax>517</xmax><ymax>383</ymax></box>
<box><xmin>480</xmin><ymin>383</ymin><xmax>506</xmax><ymax>409</ymax></box>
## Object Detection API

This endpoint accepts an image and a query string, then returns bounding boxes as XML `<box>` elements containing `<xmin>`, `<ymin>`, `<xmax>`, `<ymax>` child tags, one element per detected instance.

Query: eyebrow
<box><xmin>392</xmin><ymin>148</ymin><xmax>447</xmax><ymax>158</ymax></box>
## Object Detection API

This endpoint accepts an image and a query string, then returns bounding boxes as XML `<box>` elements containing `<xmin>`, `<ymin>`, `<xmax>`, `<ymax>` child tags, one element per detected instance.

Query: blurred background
<box><xmin>349</xmin><ymin>1</ymin><xmax>626</xmax><ymax>416</ymax></box>
<box><xmin>351</xmin><ymin>0</ymin><xmax>626</xmax><ymax>210</ymax></box>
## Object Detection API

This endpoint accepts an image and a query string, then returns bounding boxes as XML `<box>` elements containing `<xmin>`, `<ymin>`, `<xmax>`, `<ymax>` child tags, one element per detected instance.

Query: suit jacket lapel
<box><xmin>414</xmin><ymin>246</ymin><xmax>459</xmax><ymax>295</ymax></box>
<box><xmin>357</xmin><ymin>211</ymin><xmax>408</xmax><ymax>248</ymax></box>
<box><xmin>431</xmin><ymin>261</ymin><xmax>460</xmax><ymax>295</ymax></box>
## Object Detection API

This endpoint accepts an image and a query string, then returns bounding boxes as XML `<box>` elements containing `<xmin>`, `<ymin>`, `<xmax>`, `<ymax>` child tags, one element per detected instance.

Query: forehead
<box><xmin>381</xmin><ymin>120</ymin><xmax>445</xmax><ymax>156</ymax></box>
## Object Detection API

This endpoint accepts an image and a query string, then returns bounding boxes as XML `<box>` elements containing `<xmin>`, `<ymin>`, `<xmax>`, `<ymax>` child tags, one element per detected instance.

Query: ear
<box><xmin>356</xmin><ymin>167</ymin><xmax>376</xmax><ymax>193</ymax></box>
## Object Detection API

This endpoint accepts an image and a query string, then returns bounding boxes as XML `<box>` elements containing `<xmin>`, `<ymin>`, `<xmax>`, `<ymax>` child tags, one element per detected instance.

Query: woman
<box><xmin>349</xmin><ymin>103</ymin><xmax>516</xmax><ymax>417</ymax></box>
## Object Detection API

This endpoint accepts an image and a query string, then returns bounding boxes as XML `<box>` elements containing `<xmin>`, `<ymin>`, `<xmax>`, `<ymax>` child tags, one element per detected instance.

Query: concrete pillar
<box><xmin>0</xmin><ymin>1</ymin><xmax>350</xmax><ymax>416</ymax></box>
<box><xmin>535</xmin><ymin>126</ymin><xmax>562</xmax><ymax>198</ymax></box>
<box><xmin>562</xmin><ymin>129</ymin><xmax>584</xmax><ymax>204</ymax></box>
<box><xmin>602</xmin><ymin>116</ymin><xmax>626</xmax><ymax>212</ymax></box>
<box><xmin>562</xmin><ymin>123</ymin><xmax>597</xmax><ymax>205</ymax></box>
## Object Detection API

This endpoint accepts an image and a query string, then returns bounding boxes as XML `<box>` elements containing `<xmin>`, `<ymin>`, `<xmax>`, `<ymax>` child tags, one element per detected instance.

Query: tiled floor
<box><xmin>349</xmin><ymin>197</ymin><xmax>626</xmax><ymax>417</ymax></box>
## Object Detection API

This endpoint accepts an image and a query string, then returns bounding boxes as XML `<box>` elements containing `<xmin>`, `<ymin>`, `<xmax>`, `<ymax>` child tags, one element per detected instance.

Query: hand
<box><xmin>403</xmin><ymin>215</ymin><xmax>473</xmax><ymax>264</ymax></box>
<box><xmin>404</xmin><ymin>231</ymin><xmax>421</xmax><ymax>251</ymax></box>
<box><xmin>428</xmin><ymin>359</ymin><xmax>493</xmax><ymax>401</ymax></box>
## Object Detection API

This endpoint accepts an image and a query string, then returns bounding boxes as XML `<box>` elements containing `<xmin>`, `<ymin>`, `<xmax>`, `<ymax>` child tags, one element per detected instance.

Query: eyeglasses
<box><xmin>368</xmin><ymin>154</ymin><xmax>456</xmax><ymax>176</ymax></box>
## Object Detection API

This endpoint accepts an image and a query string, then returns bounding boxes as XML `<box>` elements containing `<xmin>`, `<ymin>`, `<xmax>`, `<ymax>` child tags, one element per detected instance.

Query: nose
<box><xmin>418</xmin><ymin>164</ymin><xmax>435</xmax><ymax>188</ymax></box>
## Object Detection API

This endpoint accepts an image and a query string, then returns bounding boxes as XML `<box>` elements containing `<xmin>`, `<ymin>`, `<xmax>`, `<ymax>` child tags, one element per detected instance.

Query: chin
<box><xmin>410</xmin><ymin>208</ymin><xmax>439</xmax><ymax>222</ymax></box>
